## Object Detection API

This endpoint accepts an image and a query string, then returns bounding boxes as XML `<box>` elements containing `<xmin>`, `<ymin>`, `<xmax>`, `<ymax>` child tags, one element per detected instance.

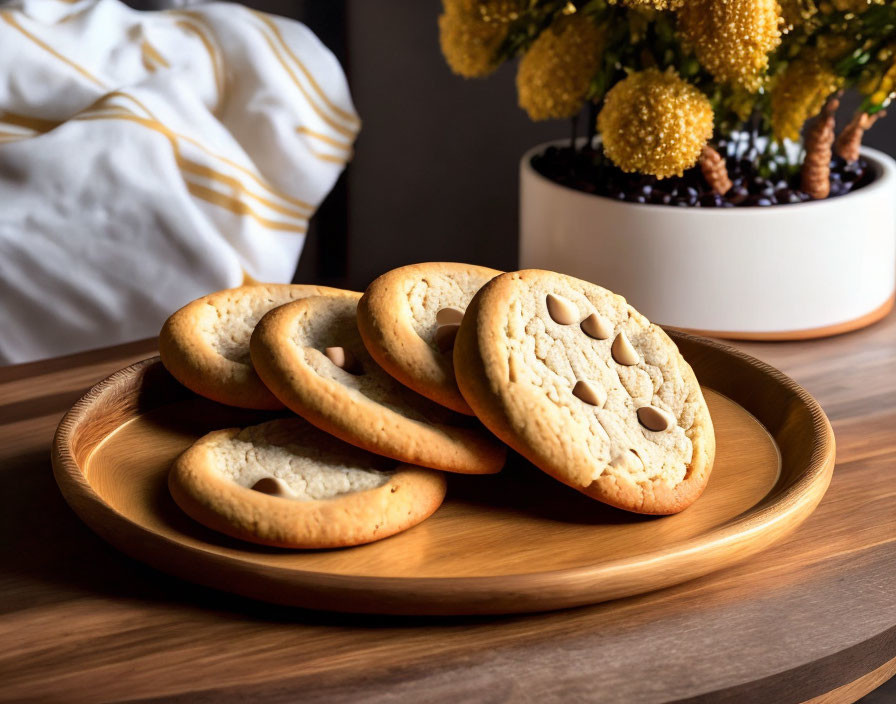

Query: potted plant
<box><xmin>438</xmin><ymin>0</ymin><xmax>896</xmax><ymax>339</ymax></box>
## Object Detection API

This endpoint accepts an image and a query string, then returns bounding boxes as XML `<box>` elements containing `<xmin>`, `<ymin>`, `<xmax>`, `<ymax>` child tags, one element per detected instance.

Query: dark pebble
<box><xmin>775</xmin><ymin>189</ymin><xmax>802</xmax><ymax>204</ymax></box>
<box><xmin>530</xmin><ymin>144</ymin><xmax>873</xmax><ymax>208</ymax></box>
<box><xmin>739</xmin><ymin>158</ymin><xmax>758</xmax><ymax>175</ymax></box>
<box><xmin>748</xmin><ymin>177</ymin><xmax>770</xmax><ymax>194</ymax></box>
<box><xmin>728</xmin><ymin>186</ymin><xmax>750</xmax><ymax>205</ymax></box>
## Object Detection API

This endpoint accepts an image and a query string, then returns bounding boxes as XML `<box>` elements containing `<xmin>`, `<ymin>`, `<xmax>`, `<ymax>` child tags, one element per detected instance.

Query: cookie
<box><xmin>169</xmin><ymin>418</ymin><xmax>446</xmax><ymax>548</ymax></box>
<box><xmin>249</xmin><ymin>291</ymin><xmax>506</xmax><ymax>474</ymax></box>
<box><xmin>160</xmin><ymin>284</ymin><xmax>347</xmax><ymax>409</ymax></box>
<box><xmin>453</xmin><ymin>269</ymin><xmax>715</xmax><ymax>514</ymax></box>
<box><xmin>357</xmin><ymin>262</ymin><xmax>501</xmax><ymax>414</ymax></box>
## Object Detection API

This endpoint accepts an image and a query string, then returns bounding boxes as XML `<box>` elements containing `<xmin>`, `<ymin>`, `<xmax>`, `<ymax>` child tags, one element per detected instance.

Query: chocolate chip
<box><xmin>436</xmin><ymin>307</ymin><xmax>464</xmax><ymax>326</ymax></box>
<box><xmin>572</xmin><ymin>380</ymin><xmax>606</xmax><ymax>407</ymax></box>
<box><xmin>251</xmin><ymin>476</ymin><xmax>295</xmax><ymax>498</ymax></box>
<box><xmin>611</xmin><ymin>332</ymin><xmax>639</xmax><ymax>366</ymax></box>
<box><xmin>581</xmin><ymin>313</ymin><xmax>612</xmax><ymax>340</ymax></box>
<box><xmin>637</xmin><ymin>405</ymin><xmax>674</xmax><ymax>432</ymax></box>
<box><xmin>325</xmin><ymin>346</ymin><xmax>363</xmax><ymax>374</ymax></box>
<box><xmin>546</xmin><ymin>293</ymin><xmax>580</xmax><ymax>325</ymax></box>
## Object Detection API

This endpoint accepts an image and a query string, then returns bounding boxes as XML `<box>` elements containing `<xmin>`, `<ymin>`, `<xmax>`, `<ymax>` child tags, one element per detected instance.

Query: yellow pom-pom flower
<box><xmin>597</xmin><ymin>68</ymin><xmax>714</xmax><ymax>178</ymax></box>
<box><xmin>771</xmin><ymin>56</ymin><xmax>841</xmax><ymax>141</ymax></box>
<box><xmin>439</xmin><ymin>0</ymin><xmax>518</xmax><ymax>78</ymax></box>
<box><xmin>516</xmin><ymin>13</ymin><xmax>605</xmax><ymax>120</ymax></box>
<box><xmin>678</xmin><ymin>0</ymin><xmax>783</xmax><ymax>91</ymax></box>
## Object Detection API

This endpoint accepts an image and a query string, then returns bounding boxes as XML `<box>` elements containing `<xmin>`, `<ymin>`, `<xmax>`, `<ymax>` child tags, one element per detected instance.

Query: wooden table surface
<box><xmin>2</xmin><ymin>312</ymin><xmax>895</xmax><ymax>703</ymax></box>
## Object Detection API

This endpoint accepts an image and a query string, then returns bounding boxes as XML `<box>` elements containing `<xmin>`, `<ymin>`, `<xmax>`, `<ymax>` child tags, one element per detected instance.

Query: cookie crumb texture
<box><xmin>213</xmin><ymin>420</ymin><xmax>394</xmax><ymax>500</ymax></box>
<box><xmin>169</xmin><ymin>418</ymin><xmax>447</xmax><ymax>548</ymax></box>
<box><xmin>203</xmin><ymin>288</ymin><xmax>304</xmax><ymax>366</ymax></box>
<box><xmin>358</xmin><ymin>262</ymin><xmax>501</xmax><ymax>414</ymax></box>
<box><xmin>250</xmin><ymin>293</ymin><xmax>507</xmax><ymax>474</ymax></box>
<box><xmin>160</xmin><ymin>284</ymin><xmax>345</xmax><ymax>409</ymax></box>
<box><xmin>403</xmin><ymin>267</ymin><xmax>496</xmax><ymax>347</ymax></box>
<box><xmin>455</xmin><ymin>270</ymin><xmax>715</xmax><ymax>514</ymax></box>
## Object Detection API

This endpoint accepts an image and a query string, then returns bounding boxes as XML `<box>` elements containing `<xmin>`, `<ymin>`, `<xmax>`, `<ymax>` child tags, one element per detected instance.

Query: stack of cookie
<box><xmin>160</xmin><ymin>264</ymin><xmax>714</xmax><ymax>550</ymax></box>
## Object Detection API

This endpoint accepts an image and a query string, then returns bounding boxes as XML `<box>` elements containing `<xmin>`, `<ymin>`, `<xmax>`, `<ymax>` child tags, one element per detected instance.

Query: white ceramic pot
<box><xmin>519</xmin><ymin>143</ymin><xmax>896</xmax><ymax>339</ymax></box>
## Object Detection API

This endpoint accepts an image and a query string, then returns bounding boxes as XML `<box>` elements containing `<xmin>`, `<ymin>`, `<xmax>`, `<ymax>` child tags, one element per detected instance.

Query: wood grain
<box><xmin>50</xmin><ymin>331</ymin><xmax>832</xmax><ymax>614</ymax></box>
<box><xmin>1</xmin><ymin>309</ymin><xmax>894</xmax><ymax>702</ymax></box>
<box><xmin>804</xmin><ymin>657</ymin><xmax>896</xmax><ymax>704</ymax></box>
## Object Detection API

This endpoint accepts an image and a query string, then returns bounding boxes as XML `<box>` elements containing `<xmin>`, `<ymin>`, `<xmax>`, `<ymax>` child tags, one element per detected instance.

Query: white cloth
<box><xmin>0</xmin><ymin>0</ymin><xmax>359</xmax><ymax>364</ymax></box>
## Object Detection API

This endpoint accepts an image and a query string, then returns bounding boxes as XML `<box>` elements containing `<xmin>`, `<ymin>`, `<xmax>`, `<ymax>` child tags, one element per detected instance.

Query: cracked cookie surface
<box><xmin>453</xmin><ymin>269</ymin><xmax>715</xmax><ymax>514</ymax></box>
<box><xmin>169</xmin><ymin>417</ymin><xmax>446</xmax><ymax>548</ymax></box>
<box><xmin>357</xmin><ymin>262</ymin><xmax>501</xmax><ymax>414</ymax></box>
<box><xmin>249</xmin><ymin>292</ymin><xmax>506</xmax><ymax>474</ymax></box>
<box><xmin>160</xmin><ymin>284</ymin><xmax>347</xmax><ymax>409</ymax></box>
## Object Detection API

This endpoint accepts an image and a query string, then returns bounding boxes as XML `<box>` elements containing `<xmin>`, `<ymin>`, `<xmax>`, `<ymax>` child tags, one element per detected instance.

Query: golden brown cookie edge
<box><xmin>159</xmin><ymin>284</ymin><xmax>346</xmax><ymax>410</ymax></box>
<box><xmin>250</xmin><ymin>295</ymin><xmax>507</xmax><ymax>475</ymax></box>
<box><xmin>454</xmin><ymin>269</ymin><xmax>715</xmax><ymax>514</ymax></box>
<box><xmin>357</xmin><ymin>262</ymin><xmax>503</xmax><ymax>415</ymax></box>
<box><xmin>168</xmin><ymin>426</ymin><xmax>448</xmax><ymax>549</ymax></box>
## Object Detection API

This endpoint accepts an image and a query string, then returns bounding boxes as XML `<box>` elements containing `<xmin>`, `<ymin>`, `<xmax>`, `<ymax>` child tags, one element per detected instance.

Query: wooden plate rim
<box><xmin>50</xmin><ymin>331</ymin><xmax>836</xmax><ymax>614</ymax></box>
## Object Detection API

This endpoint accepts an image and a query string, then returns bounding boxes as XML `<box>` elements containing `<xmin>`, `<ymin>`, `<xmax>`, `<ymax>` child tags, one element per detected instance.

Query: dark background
<box><xmin>293</xmin><ymin>0</ymin><xmax>563</xmax><ymax>288</ymax></box>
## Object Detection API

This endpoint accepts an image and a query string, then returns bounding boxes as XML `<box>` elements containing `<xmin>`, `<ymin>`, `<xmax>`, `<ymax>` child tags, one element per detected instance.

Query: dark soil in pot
<box><xmin>531</xmin><ymin>142</ymin><xmax>875</xmax><ymax>208</ymax></box>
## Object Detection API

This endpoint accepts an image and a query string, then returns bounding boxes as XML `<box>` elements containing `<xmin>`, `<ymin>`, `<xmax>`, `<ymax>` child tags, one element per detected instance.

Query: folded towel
<box><xmin>0</xmin><ymin>0</ymin><xmax>359</xmax><ymax>364</ymax></box>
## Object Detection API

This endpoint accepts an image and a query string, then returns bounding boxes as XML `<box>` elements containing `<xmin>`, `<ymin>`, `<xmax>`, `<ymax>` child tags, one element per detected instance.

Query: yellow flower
<box><xmin>516</xmin><ymin>13</ymin><xmax>605</xmax><ymax>120</ymax></box>
<box><xmin>778</xmin><ymin>0</ymin><xmax>819</xmax><ymax>27</ymax></box>
<box><xmin>476</xmin><ymin>0</ymin><xmax>526</xmax><ymax>23</ymax></box>
<box><xmin>868</xmin><ymin>58</ymin><xmax>896</xmax><ymax>107</ymax></box>
<box><xmin>830</xmin><ymin>0</ymin><xmax>881</xmax><ymax>12</ymax></box>
<box><xmin>771</xmin><ymin>56</ymin><xmax>842</xmax><ymax>140</ymax></box>
<box><xmin>617</xmin><ymin>0</ymin><xmax>685</xmax><ymax>9</ymax></box>
<box><xmin>727</xmin><ymin>88</ymin><xmax>760</xmax><ymax>123</ymax></box>
<box><xmin>597</xmin><ymin>68</ymin><xmax>714</xmax><ymax>178</ymax></box>
<box><xmin>678</xmin><ymin>0</ymin><xmax>783</xmax><ymax>91</ymax></box>
<box><xmin>814</xmin><ymin>34</ymin><xmax>854</xmax><ymax>60</ymax></box>
<box><xmin>439</xmin><ymin>0</ymin><xmax>518</xmax><ymax>78</ymax></box>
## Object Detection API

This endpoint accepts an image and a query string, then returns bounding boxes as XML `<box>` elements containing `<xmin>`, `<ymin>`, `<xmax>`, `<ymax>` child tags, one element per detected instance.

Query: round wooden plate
<box><xmin>51</xmin><ymin>331</ymin><xmax>835</xmax><ymax>615</ymax></box>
